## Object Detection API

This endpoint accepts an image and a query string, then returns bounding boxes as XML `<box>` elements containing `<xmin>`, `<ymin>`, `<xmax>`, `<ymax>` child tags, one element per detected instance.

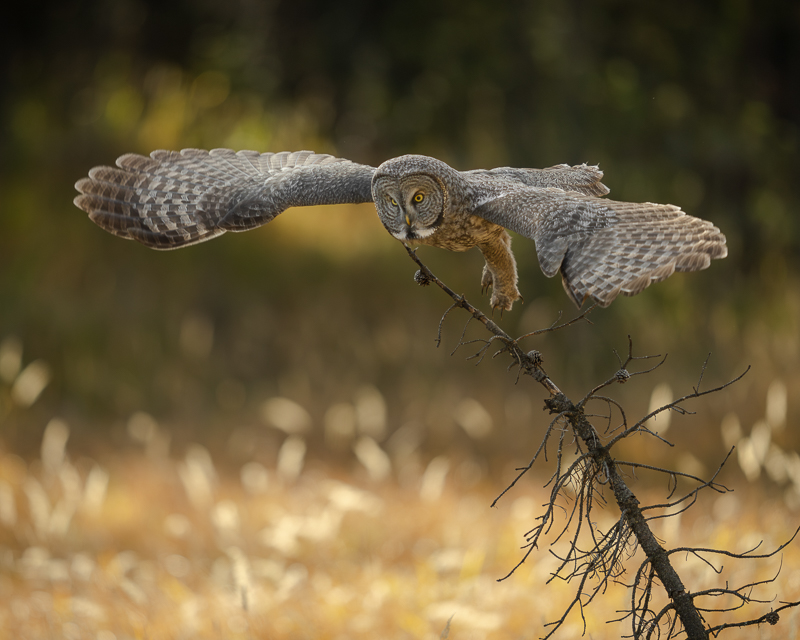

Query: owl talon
<box><xmin>480</xmin><ymin>269</ymin><xmax>494</xmax><ymax>297</ymax></box>
<box><xmin>489</xmin><ymin>290</ymin><xmax>519</xmax><ymax>313</ymax></box>
<box><xmin>480</xmin><ymin>265</ymin><xmax>494</xmax><ymax>291</ymax></box>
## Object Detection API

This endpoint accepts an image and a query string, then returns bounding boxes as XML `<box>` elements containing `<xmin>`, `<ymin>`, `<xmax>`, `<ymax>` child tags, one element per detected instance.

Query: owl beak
<box><xmin>403</xmin><ymin>205</ymin><xmax>418</xmax><ymax>228</ymax></box>
<box><xmin>400</xmin><ymin>207</ymin><xmax>422</xmax><ymax>240</ymax></box>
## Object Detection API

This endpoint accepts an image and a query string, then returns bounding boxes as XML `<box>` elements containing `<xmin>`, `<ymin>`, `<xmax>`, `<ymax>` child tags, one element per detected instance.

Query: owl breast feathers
<box><xmin>74</xmin><ymin>149</ymin><xmax>727</xmax><ymax>310</ymax></box>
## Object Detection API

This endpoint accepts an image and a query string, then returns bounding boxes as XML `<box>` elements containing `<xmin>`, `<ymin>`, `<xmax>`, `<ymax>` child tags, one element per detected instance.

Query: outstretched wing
<box><xmin>74</xmin><ymin>149</ymin><xmax>376</xmax><ymax>249</ymax></box>
<box><xmin>473</xmin><ymin>188</ymin><xmax>727</xmax><ymax>307</ymax></box>
<box><xmin>466</xmin><ymin>163</ymin><xmax>610</xmax><ymax>197</ymax></box>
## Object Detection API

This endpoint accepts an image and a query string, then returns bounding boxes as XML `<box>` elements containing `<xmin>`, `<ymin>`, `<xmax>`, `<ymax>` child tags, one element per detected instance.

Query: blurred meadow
<box><xmin>1</xmin><ymin>1</ymin><xmax>800</xmax><ymax>638</ymax></box>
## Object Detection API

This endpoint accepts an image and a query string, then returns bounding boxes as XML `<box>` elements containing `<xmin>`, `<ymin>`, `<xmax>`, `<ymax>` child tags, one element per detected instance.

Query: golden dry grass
<box><xmin>1</xmin><ymin>424</ymin><xmax>799</xmax><ymax>640</ymax></box>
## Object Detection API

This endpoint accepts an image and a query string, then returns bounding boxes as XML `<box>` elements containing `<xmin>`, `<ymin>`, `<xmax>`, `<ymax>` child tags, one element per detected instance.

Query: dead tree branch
<box><xmin>405</xmin><ymin>247</ymin><xmax>798</xmax><ymax>640</ymax></box>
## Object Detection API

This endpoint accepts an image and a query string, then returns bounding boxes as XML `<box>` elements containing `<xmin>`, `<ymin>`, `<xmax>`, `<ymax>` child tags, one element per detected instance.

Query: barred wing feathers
<box><xmin>74</xmin><ymin>149</ymin><xmax>376</xmax><ymax>250</ymax></box>
<box><xmin>474</xmin><ymin>187</ymin><xmax>727</xmax><ymax>307</ymax></box>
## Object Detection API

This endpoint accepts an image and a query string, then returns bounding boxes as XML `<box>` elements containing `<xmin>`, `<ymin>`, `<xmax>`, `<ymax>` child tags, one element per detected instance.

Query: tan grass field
<box><xmin>1</xmin><ymin>421</ymin><xmax>799</xmax><ymax>640</ymax></box>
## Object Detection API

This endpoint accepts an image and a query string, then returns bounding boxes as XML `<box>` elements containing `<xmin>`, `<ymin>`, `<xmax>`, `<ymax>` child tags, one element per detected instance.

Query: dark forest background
<box><xmin>1</xmin><ymin>0</ymin><xmax>798</xmax><ymax>483</ymax></box>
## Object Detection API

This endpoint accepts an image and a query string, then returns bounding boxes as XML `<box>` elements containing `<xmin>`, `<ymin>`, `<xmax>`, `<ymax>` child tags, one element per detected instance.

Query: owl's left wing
<box><xmin>473</xmin><ymin>187</ymin><xmax>727</xmax><ymax>307</ymax></box>
<box><xmin>74</xmin><ymin>149</ymin><xmax>376</xmax><ymax>249</ymax></box>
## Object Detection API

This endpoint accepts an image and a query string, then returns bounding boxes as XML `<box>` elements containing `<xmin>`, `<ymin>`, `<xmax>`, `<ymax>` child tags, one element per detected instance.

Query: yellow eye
<box><xmin>390</xmin><ymin>197</ymin><xmax>398</xmax><ymax>206</ymax></box>
<box><xmin>414</xmin><ymin>193</ymin><xmax>424</xmax><ymax>203</ymax></box>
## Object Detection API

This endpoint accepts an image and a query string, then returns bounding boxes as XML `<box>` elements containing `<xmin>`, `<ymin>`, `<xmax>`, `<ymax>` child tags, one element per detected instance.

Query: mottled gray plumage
<box><xmin>74</xmin><ymin>148</ymin><xmax>727</xmax><ymax>310</ymax></box>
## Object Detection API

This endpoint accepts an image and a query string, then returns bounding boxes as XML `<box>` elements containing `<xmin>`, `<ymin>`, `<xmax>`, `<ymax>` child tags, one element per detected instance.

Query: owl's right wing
<box><xmin>74</xmin><ymin>149</ymin><xmax>376</xmax><ymax>249</ymax></box>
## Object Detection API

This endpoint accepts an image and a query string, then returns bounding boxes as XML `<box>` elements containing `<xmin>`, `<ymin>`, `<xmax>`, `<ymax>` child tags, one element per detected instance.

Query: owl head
<box><xmin>371</xmin><ymin>155</ymin><xmax>458</xmax><ymax>243</ymax></box>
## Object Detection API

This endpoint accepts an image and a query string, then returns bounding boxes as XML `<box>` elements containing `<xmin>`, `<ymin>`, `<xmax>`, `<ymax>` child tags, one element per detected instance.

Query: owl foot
<box><xmin>476</xmin><ymin>233</ymin><xmax>522</xmax><ymax>311</ymax></box>
<box><xmin>484</xmin><ymin>276</ymin><xmax>522</xmax><ymax>312</ymax></box>
<box><xmin>480</xmin><ymin>265</ymin><xmax>494</xmax><ymax>293</ymax></box>
<box><xmin>481</xmin><ymin>263</ymin><xmax>521</xmax><ymax>312</ymax></box>
<box><xmin>490</xmin><ymin>289</ymin><xmax>523</xmax><ymax>313</ymax></box>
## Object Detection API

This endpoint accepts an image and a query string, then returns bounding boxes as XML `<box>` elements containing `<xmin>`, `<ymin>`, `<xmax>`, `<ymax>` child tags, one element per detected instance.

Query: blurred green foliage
<box><xmin>1</xmin><ymin>1</ymin><xmax>798</xmax><ymax>472</ymax></box>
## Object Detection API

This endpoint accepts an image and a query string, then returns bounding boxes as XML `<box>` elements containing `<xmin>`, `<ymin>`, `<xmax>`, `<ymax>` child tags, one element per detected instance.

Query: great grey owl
<box><xmin>74</xmin><ymin>149</ymin><xmax>727</xmax><ymax>310</ymax></box>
